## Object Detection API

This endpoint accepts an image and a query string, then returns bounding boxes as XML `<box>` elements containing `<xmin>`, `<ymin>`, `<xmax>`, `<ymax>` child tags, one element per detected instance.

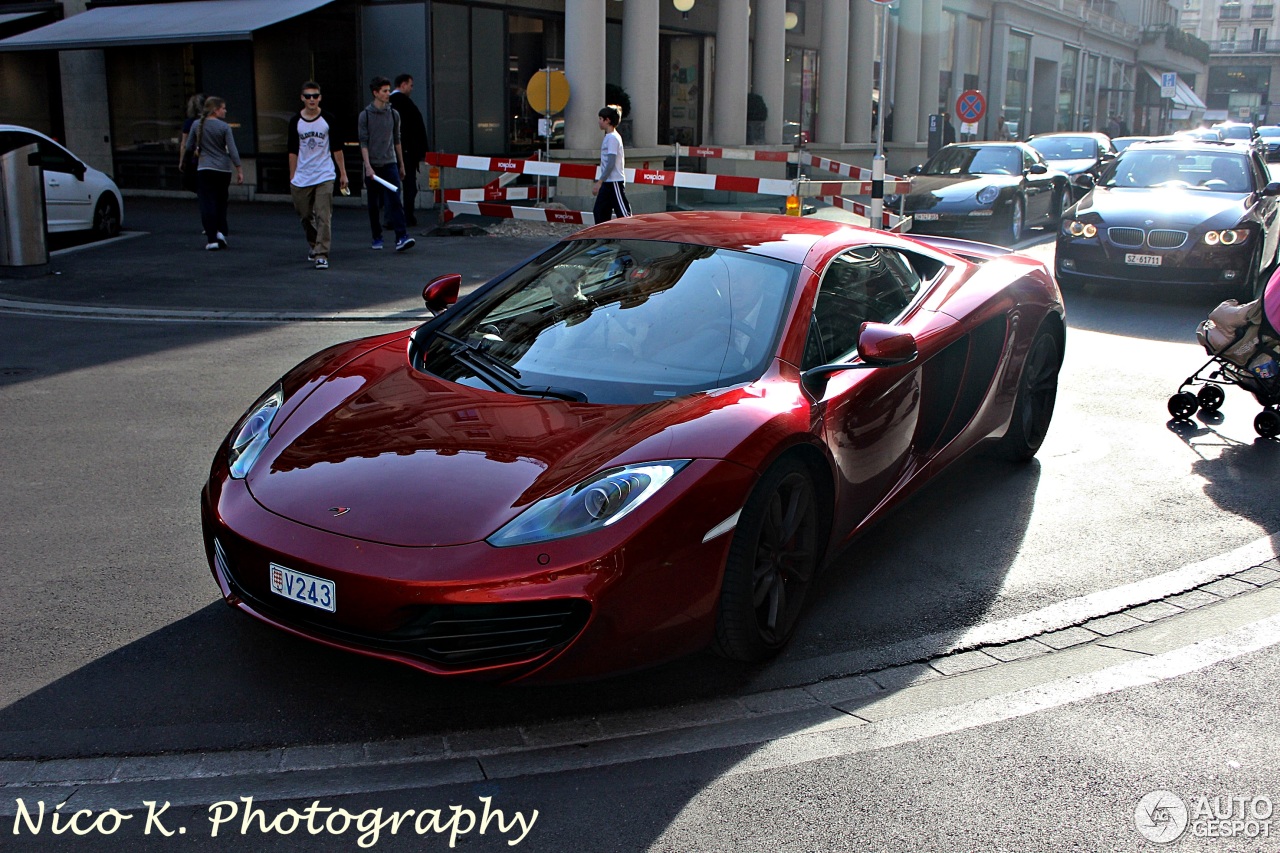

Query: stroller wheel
<box><xmin>1197</xmin><ymin>385</ymin><xmax>1225</xmax><ymax>412</ymax></box>
<box><xmin>1255</xmin><ymin>409</ymin><xmax>1280</xmax><ymax>438</ymax></box>
<box><xmin>1168</xmin><ymin>392</ymin><xmax>1199</xmax><ymax>420</ymax></box>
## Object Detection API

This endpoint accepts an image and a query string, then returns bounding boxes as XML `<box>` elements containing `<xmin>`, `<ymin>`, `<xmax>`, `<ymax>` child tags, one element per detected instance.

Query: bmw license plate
<box><xmin>270</xmin><ymin>563</ymin><xmax>336</xmax><ymax>612</ymax></box>
<box><xmin>1125</xmin><ymin>253</ymin><xmax>1162</xmax><ymax>266</ymax></box>
<box><xmin>915</xmin><ymin>212</ymin><xmax>940</xmax><ymax>221</ymax></box>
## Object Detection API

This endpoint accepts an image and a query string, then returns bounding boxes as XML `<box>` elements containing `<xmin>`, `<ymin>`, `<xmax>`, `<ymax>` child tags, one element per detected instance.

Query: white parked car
<box><xmin>0</xmin><ymin>124</ymin><xmax>123</xmax><ymax>237</ymax></box>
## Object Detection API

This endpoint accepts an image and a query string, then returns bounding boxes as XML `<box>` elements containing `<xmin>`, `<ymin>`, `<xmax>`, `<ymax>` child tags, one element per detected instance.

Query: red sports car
<box><xmin>201</xmin><ymin>212</ymin><xmax>1064</xmax><ymax>682</ymax></box>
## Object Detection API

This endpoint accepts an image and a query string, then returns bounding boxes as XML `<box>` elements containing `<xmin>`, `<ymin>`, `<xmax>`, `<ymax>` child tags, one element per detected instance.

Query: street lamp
<box><xmin>673</xmin><ymin>0</ymin><xmax>694</xmax><ymax>18</ymax></box>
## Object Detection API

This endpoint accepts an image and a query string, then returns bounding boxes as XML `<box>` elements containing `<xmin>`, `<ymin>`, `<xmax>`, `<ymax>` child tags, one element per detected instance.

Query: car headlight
<box><xmin>884</xmin><ymin>194</ymin><xmax>901</xmax><ymax>207</ymax></box>
<box><xmin>226</xmin><ymin>385</ymin><xmax>284</xmax><ymax>479</ymax></box>
<box><xmin>488</xmin><ymin>460</ymin><xmax>691</xmax><ymax>547</ymax></box>
<box><xmin>1063</xmin><ymin>218</ymin><xmax>1097</xmax><ymax>238</ymax></box>
<box><xmin>1204</xmin><ymin>228</ymin><xmax>1250</xmax><ymax>246</ymax></box>
<box><xmin>976</xmin><ymin>186</ymin><xmax>1000</xmax><ymax>205</ymax></box>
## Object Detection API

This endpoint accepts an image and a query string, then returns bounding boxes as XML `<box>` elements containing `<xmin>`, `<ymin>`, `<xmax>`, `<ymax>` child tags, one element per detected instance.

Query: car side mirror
<box><xmin>1262</xmin><ymin>182</ymin><xmax>1280</xmax><ymax>197</ymax></box>
<box><xmin>423</xmin><ymin>273</ymin><xmax>461</xmax><ymax>314</ymax></box>
<box><xmin>800</xmin><ymin>324</ymin><xmax>918</xmax><ymax>397</ymax></box>
<box><xmin>1028</xmin><ymin>163</ymin><xmax>1048</xmax><ymax>175</ymax></box>
<box><xmin>1073</xmin><ymin>173</ymin><xmax>1096</xmax><ymax>190</ymax></box>
<box><xmin>908</xmin><ymin>164</ymin><xmax>924</xmax><ymax>175</ymax></box>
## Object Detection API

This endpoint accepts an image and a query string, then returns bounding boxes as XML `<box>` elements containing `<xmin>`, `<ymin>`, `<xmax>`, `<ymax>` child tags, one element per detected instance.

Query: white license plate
<box><xmin>915</xmin><ymin>212</ymin><xmax>940</xmax><ymax>221</ymax></box>
<box><xmin>270</xmin><ymin>563</ymin><xmax>336</xmax><ymax>612</ymax></box>
<box><xmin>1125</xmin><ymin>253</ymin><xmax>1162</xmax><ymax>266</ymax></box>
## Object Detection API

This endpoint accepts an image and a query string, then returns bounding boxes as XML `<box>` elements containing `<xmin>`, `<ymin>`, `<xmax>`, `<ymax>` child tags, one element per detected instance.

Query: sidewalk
<box><xmin>0</xmin><ymin>197</ymin><xmax>562</xmax><ymax>319</ymax></box>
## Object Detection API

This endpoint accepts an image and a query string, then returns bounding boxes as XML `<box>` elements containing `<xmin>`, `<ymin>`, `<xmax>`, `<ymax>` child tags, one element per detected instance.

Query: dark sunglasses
<box><xmin>302</xmin><ymin>93</ymin><xmax>321</xmax><ymax>99</ymax></box>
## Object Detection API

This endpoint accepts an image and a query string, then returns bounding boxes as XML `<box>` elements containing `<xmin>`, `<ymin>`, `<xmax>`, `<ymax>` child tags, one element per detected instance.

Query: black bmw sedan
<box><xmin>895</xmin><ymin>142</ymin><xmax>1069</xmax><ymax>245</ymax></box>
<box><xmin>1056</xmin><ymin>139</ymin><xmax>1280</xmax><ymax>299</ymax></box>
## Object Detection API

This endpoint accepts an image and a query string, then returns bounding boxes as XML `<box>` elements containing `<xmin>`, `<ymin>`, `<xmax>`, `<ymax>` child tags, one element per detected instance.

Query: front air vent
<box><xmin>1147</xmin><ymin>229</ymin><xmax>1188</xmax><ymax>249</ymax></box>
<box><xmin>1107</xmin><ymin>227</ymin><xmax>1145</xmax><ymax>247</ymax></box>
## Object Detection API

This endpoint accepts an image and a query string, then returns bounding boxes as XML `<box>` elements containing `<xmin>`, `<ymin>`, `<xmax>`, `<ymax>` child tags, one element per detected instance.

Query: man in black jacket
<box><xmin>390</xmin><ymin>74</ymin><xmax>429</xmax><ymax>226</ymax></box>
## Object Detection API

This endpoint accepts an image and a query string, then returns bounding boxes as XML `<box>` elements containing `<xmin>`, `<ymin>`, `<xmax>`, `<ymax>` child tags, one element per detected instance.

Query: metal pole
<box><xmin>870</xmin><ymin>1</ymin><xmax>890</xmax><ymax>231</ymax></box>
<box><xmin>674</xmin><ymin>143</ymin><xmax>681</xmax><ymax>208</ymax></box>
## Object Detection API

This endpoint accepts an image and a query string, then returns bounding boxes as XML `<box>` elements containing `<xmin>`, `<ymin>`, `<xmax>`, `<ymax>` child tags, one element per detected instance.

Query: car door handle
<box><xmin>47</xmin><ymin>178</ymin><xmax>60</xmax><ymax>186</ymax></box>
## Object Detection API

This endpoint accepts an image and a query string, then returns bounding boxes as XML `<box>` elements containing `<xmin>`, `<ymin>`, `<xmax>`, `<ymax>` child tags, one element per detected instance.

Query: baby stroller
<box><xmin>1168</xmin><ymin>267</ymin><xmax>1280</xmax><ymax>437</ymax></box>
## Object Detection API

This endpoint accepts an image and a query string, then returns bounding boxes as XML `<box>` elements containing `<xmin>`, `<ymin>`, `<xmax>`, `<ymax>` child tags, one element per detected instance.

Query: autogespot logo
<box><xmin>1135</xmin><ymin>790</ymin><xmax>1189</xmax><ymax>844</ymax></box>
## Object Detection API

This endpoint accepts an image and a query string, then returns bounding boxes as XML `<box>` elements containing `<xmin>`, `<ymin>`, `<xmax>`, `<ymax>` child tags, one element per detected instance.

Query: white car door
<box><xmin>34</xmin><ymin>134</ymin><xmax>94</xmax><ymax>231</ymax></box>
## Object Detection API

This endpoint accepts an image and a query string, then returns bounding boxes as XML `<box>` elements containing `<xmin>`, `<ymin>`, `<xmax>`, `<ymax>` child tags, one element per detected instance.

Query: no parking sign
<box><xmin>956</xmin><ymin>89</ymin><xmax>986</xmax><ymax>138</ymax></box>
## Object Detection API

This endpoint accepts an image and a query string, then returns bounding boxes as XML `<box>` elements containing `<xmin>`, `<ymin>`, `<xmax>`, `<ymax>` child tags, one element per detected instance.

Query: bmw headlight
<box><xmin>976</xmin><ymin>186</ymin><xmax>1000</xmax><ymax>205</ymax></box>
<box><xmin>1063</xmin><ymin>218</ymin><xmax>1097</xmax><ymax>238</ymax></box>
<box><xmin>488</xmin><ymin>460</ymin><xmax>691</xmax><ymax>547</ymax></box>
<box><xmin>226</xmin><ymin>385</ymin><xmax>284</xmax><ymax>479</ymax></box>
<box><xmin>1204</xmin><ymin>228</ymin><xmax>1250</xmax><ymax>246</ymax></box>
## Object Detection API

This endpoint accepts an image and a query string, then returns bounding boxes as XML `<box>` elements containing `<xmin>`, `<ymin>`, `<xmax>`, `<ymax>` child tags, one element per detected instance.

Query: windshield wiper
<box><xmin>433</xmin><ymin>330</ymin><xmax>588</xmax><ymax>402</ymax></box>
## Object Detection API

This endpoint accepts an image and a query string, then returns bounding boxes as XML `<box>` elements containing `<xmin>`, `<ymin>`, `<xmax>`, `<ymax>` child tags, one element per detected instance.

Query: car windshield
<box><xmin>1028</xmin><ymin>136</ymin><xmax>1099</xmax><ymax>160</ymax></box>
<box><xmin>419</xmin><ymin>238</ymin><xmax>798</xmax><ymax>405</ymax></box>
<box><xmin>1101</xmin><ymin>150</ymin><xmax>1253</xmax><ymax>192</ymax></box>
<box><xmin>922</xmin><ymin>145</ymin><xmax>1021</xmax><ymax>176</ymax></box>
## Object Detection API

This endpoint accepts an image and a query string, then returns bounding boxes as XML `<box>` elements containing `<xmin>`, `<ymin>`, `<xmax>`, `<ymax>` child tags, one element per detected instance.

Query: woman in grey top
<box><xmin>184</xmin><ymin>96</ymin><xmax>245</xmax><ymax>250</ymax></box>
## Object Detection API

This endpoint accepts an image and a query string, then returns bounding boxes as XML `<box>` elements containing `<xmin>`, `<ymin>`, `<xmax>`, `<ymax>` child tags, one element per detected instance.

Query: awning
<box><xmin>1144</xmin><ymin>68</ymin><xmax>1208</xmax><ymax>111</ymax></box>
<box><xmin>0</xmin><ymin>0</ymin><xmax>332</xmax><ymax>52</ymax></box>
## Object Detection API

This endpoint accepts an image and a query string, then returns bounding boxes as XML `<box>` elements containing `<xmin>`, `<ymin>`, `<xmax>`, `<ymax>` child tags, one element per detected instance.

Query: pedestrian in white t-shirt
<box><xmin>288</xmin><ymin>81</ymin><xmax>349</xmax><ymax>270</ymax></box>
<box><xmin>592</xmin><ymin>105</ymin><xmax>632</xmax><ymax>223</ymax></box>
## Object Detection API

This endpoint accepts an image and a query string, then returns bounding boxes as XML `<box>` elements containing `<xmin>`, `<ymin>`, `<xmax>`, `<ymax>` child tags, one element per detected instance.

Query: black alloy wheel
<box><xmin>92</xmin><ymin>195</ymin><xmax>121</xmax><ymax>239</ymax></box>
<box><xmin>995</xmin><ymin>324</ymin><xmax>1062</xmax><ymax>461</ymax></box>
<box><xmin>713</xmin><ymin>457</ymin><xmax>821</xmax><ymax>662</ymax></box>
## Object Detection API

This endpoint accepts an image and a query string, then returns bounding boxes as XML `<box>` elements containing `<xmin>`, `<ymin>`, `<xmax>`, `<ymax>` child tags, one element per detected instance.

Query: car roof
<box><xmin>1129</xmin><ymin>138</ymin><xmax>1249</xmax><ymax>153</ymax></box>
<box><xmin>1027</xmin><ymin>131</ymin><xmax>1108</xmax><ymax>140</ymax></box>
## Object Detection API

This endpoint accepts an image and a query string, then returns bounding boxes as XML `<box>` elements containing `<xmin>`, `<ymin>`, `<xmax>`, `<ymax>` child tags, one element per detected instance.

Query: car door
<box><xmin>1021</xmin><ymin>148</ymin><xmax>1055</xmax><ymax>222</ymax></box>
<box><xmin>35</xmin><ymin>135</ymin><xmax>93</xmax><ymax>231</ymax></box>
<box><xmin>1248</xmin><ymin>151</ymin><xmax>1280</xmax><ymax>270</ymax></box>
<box><xmin>802</xmin><ymin>246</ymin><xmax>955</xmax><ymax>536</ymax></box>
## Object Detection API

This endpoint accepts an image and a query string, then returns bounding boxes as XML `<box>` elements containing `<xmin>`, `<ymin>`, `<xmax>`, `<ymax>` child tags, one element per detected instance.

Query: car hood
<box><xmin>907</xmin><ymin>173</ymin><xmax>1015</xmax><ymax>202</ymax></box>
<box><xmin>244</xmin><ymin>342</ymin><xmax>780</xmax><ymax>547</ymax></box>
<box><xmin>1074</xmin><ymin>186</ymin><xmax>1248</xmax><ymax>227</ymax></box>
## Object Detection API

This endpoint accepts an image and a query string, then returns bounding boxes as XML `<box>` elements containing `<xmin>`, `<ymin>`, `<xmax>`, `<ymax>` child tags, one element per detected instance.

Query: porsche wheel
<box><xmin>713</xmin><ymin>458</ymin><xmax>820</xmax><ymax>662</ymax></box>
<box><xmin>92</xmin><ymin>195</ymin><xmax>121</xmax><ymax>239</ymax></box>
<box><xmin>1006</xmin><ymin>196</ymin><xmax>1025</xmax><ymax>244</ymax></box>
<box><xmin>995</xmin><ymin>324</ymin><xmax>1061</xmax><ymax>461</ymax></box>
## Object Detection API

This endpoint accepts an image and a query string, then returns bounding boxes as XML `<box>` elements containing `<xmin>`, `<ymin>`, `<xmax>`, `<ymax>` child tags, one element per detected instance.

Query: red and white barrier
<box><xmin>443</xmin><ymin>201</ymin><xmax>594</xmax><ymax>225</ymax></box>
<box><xmin>797</xmin><ymin>153</ymin><xmax>912</xmax><ymax>194</ymax></box>
<box><xmin>437</xmin><ymin>185</ymin><xmax>550</xmax><ymax>203</ymax></box>
<box><xmin>674</xmin><ymin>145</ymin><xmax>791</xmax><ymax>163</ymax></box>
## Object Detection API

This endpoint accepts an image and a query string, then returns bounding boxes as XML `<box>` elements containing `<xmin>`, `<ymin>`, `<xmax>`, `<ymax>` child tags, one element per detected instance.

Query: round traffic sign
<box><xmin>955</xmin><ymin>89</ymin><xmax>986</xmax><ymax>124</ymax></box>
<box><xmin>527</xmin><ymin>70</ymin><xmax>570</xmax><ymax>115</ymax></box>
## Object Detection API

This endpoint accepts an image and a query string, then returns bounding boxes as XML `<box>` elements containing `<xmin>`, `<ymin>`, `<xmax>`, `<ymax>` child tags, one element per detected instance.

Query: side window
<box><xmin>804</xmin><ymin>247</ymin><xmax>921</xmax><ymax>369</ymax></box>
<box><xmin>34</xmin><ymin>137</ymin><xmax>80</xmax><ymax>176</ymax></box>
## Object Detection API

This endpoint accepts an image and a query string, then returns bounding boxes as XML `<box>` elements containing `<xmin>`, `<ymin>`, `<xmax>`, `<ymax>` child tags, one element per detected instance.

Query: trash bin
<box><xmin>0</xmin><ymin>142</ymin><xmax>49</xmax><ymax>278</ymax></box>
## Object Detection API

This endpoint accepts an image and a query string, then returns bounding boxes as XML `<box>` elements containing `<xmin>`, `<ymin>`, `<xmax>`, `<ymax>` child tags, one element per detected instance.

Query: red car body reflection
<box><xmin>201</xmin><ymin>212</ymin><xmax>1065</xmax><ymax>682</ymax></box>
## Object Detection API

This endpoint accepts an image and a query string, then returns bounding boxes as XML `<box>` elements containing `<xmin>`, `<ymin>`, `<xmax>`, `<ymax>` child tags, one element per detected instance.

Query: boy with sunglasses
<box><xmin>288</xmin><ymin>82</ymin><xmax>348</xmax><ymax>270</ymax></box>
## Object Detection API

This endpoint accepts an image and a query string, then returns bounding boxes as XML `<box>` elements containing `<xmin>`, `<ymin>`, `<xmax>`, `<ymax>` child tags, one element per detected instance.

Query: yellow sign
<box><xmin>527</xmin><ymin>70</ymin><xmax>570</xmax><ymax>115</ymax></box>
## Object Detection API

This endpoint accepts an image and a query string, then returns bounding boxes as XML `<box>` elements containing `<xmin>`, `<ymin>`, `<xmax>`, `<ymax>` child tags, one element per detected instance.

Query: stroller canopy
<box><xmin>1267</xmin><ymin>266</ymin><xmax>1280</xmax><ymax>335</ymax></box>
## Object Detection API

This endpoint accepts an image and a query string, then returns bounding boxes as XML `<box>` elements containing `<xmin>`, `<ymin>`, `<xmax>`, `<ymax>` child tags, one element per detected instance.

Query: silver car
<box><xmin>0</xmin><ymin>124</ymin><xmax>124</xmax><ymax>237</ymax></box>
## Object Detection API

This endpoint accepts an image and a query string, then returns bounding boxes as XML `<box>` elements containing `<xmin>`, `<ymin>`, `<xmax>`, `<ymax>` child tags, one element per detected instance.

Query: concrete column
<box><xmin>753</xmin><ymin>0</ymin><xmax>786</xmax><ymax>144</ymax></box>
<box><xmin>951</xmin><ymin>13</ymin><xmax>970</xmax><ymax>131</ymax></box>
<box><xmin>918</xmin><ymin>0</ymin><xmax>942</xmax><ymax>134</ymax></box>
<box><xmin>846</xmin><ymin>0</ymin><xmax>875</xmax><ymax>143</ymax></box>
<box><xmin>892</xmin><ymin>0</ymin><xmax>922</xmax><ymax>143</ymax></box>
<box><xmin>565</xmin><ymin>0</ymin><xmax>607</xmax><ymax>151</ymax></box>
<box><xmin>59</xmin><ymin>50</ymin><xmax>112</xmax><ymax>176</ymax></box>
<box><xmin>816</xmin><ymin>0</ymin><xmax>849</xmax><ymax>144</ymax></box>
<box><xmin>622</xmin><ymin>0</ymin><xmax>659</xmax><ymax>147</ymax></box>
<box><xmin>713</xmin><ymin>0</ymin><xmax>749</xmax><ymax>145</ymax></box>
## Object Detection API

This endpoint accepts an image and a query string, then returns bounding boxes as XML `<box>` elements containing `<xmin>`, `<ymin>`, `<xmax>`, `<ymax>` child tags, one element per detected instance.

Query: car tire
<box><xmin>1006</xmin><ymin>196</ymin><xmax>1025</xmax><ymax>243</ymax></box>
<box><xmin>712</xmin><ymin>457</ymin><xmax>821</xmax><ymax>662</ymax></box>
<box><xmin>994</xmin><ymin>323</ymin><xmax>1061</xmax><ymax>461</ymax></box>
<box><xmin>92</xmin><ymin>194</ymin><xmax>121</xmax><ymax>239</ymax></box>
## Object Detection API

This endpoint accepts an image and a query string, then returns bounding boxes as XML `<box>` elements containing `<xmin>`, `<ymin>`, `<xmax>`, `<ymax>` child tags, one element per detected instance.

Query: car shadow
<box><xmin>0</xmin><ymin>447</ymin><xmax>1034</xmax><ymax>761</ymax></box>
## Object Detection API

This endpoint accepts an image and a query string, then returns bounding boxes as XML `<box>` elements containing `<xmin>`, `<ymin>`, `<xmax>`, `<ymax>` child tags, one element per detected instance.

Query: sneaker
<box><xmin>314</xmin><ymin>257</ymin><xmax>329</xmax><ymax>270</ymax></box>
<box><xmin>395</xmin><ymin>235</ymin><xmax>416</xmax><ymax>252</ymax></box>
<box><xmin>216</xmin><ymin>232</ymin><xmax>228</xmax><ymax>249</ymax></box>
<box><xmin>371</xmin><ymin>239</ymin><xmax>384</xmax><ymax>250</ymax></box>
<box><xmin>205</xmin><ymin>242</ymin><xmax>220</xmax><ymax>251</ymax></box>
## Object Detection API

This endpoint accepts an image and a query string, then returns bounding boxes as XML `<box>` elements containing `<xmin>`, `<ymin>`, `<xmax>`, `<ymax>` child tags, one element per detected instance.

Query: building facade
<box><xmin>0</xmin><ymin>0</ymin><xmax>1209</xmax><ymax>201</ymax></box>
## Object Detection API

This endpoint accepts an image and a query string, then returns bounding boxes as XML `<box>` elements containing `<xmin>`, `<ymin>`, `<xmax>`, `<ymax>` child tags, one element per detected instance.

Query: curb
<box><xmin>1</xmin><ymin>541</ymin><xmax>1276</xmax><ymax>807</ymax></box>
